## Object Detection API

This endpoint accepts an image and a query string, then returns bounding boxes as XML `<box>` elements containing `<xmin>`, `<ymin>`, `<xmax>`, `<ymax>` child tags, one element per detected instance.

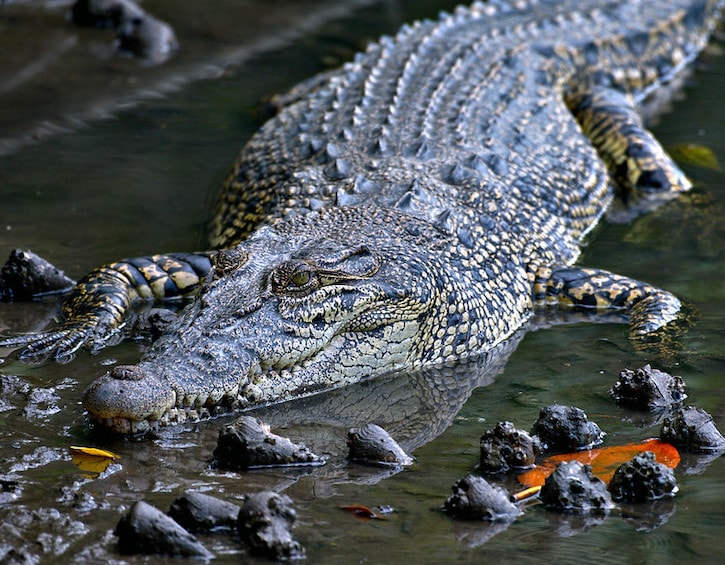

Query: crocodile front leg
<box><xmin>533</xmin><ymin>266</ymin><xmax>682</xmax><ymax>336</ymax></box>
<box><xmin>0</xmin><ymin>252</ymin><xmax>213</xmax><ymax>363</ymax></box>
<box><xmin>566</xmin><ymin>85</ymin><xmax>691</xmax><ymax>219</ymax></box>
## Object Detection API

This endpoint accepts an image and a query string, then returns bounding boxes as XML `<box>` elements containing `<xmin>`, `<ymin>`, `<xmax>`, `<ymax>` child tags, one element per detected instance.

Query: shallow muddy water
<box><xmin>0</xmin><ymin>1</ymin><xmax>724</xmax><ymax>563</ymax></box>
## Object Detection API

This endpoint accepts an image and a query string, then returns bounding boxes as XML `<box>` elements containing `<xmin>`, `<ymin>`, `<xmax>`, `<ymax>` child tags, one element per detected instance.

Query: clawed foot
<box><xmin>0</xmin><ymin>318</ymin><xmax>122</xmax><ymax>364</ymax></box>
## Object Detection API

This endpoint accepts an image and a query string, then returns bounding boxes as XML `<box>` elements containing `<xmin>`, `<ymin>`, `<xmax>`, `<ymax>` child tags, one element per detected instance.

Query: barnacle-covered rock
<box><xmin>531</xmin><ymin>405</ymin><xmax>605</xmax><ymax>452</ymax></box>
<box><xmin>608</xmin><ymin>451</ymin><xmax>678</xmax><ymax>502</ymax></box>
<box><xmin>540</xmin><ymin>460</ymin><xmax>613</xmax><ymax>513</ymax></box>
<box><xmin>660</xmin><ymin>406</ymin><xmax>725</xmax><ymax>453</ymax></box>
<box><xmin>347</xmin><ymin>423</ymin><xmax>413</xmax><ymax>467</ymax></box>
<box><xmin>610</xmin><ymin>365</ymin><xmax>686</xmax><ymax>410</ymax></box>
<box><xmin>212</xmin><ymin>416</ymin><xmax>322</xmax><ymax>470</ymax></box>
<box><xmin>237</xmin><ymin>492</ymin><xmax>304</xmax><ymax>561</ymax></box>
<box><xmin>72</xmin><ymin>0</ymin><xmax>142</xmax><ymax>28</ymax></box>
<box><xmin>114</xmin><ymin>500</ymin><xmax>212</xmax><ymax>558</ymax></box>
<box><xmin>168</xmin><ymin>491</ymin><xmax>240</xmax><ymax>533</ymax></box>
<box><xmin>117</xmin><ymin>12</ymin><xmax>178</xmax><ymax>64</ymax></box>
<box><xmin>479</xmin><ymin>421</ymin><xmax>542</xmax><ymax>473</ymax></box>
<box><xmin>0</xmin><ymin>249</ymin><xmax>75</xmax><ymax>301</ymax></box>
<box><xmin>72</xmin><ymin>0</ymin><xmax>178</xmax><ymax>64</ymax></box>
<box><xmin>443</xmin><ymin>475</ymin><xmax>521</xmax><ymax>521</ymax></box>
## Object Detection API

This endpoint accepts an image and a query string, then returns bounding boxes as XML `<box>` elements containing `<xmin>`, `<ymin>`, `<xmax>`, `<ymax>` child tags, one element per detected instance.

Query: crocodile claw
<box><xmin>0</xmin><ymin>328</ymin><xmax>88</xmax><ymax>364</ymax></box>
<box><xmin>0</xmin><ymin>317</ymin><xmax>121</xmax><ymax>364</ymax></box>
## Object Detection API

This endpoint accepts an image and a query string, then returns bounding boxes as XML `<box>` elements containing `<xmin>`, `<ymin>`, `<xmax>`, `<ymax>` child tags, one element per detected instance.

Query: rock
<box><xmin>114</xmin><ymin>500</ymin><xmax>212</xmax><ymax>558</ymax></box>
<box><xmin>71</xmin><ymin>0</ymin><xmax>142</xmax><ymax>29</ymax></box>
<box><xmin>168</xmin><ymin>491</ymin><xmax>240</xmax><ymax>533</ymax></box>
<box><xmin>531</xmin><ymin>405</ymin><xmax>605</xmax><ymax>452</ymax></box>
<box><xmin>237</xmin><ymin>492</ymin><xmax>305</xmax><ymax>561</ymax></box>
<box><xmin>347</xmin><ymin>423</ymin><xmax>413</xmax><ymax>467</ymax></box>
<box><xmin>540</xmin><ymin>460</ymin><xmax>613</xmax><ymax>513</ymax></box>
<box><xmin>130</xmin><ymin>307</ymin><xmax>178</xmax><ymax>341</ymax></box>
<box><xmin>117</xmin><ymin>13</ymin><xmax>179</xmax><ymax>65</ymax></box>
<box><xmin>0</xmin><ymin>249</ymin><xmax>75</xmax><ymax>301</ymax></box>
<box><xmin>608</xmin><ymin>452</ymin><xmax>678</xmax><ymax>502</ymax></box>
<box><xmin>660</xmin><ymin>406</ymin><xmax>725</xmax><ymax>453</ymax></box>
<box><xmin>610</xmin><ymin>365</ymin><xmax>686</xmax><ymax>410</ymax></box>
<box><xmin>212</xmin><ymin>415</ymin><xmax>322</xmax><ymax>471</ymax></box>
<box><xmin>443</xmin><ymin>475</ymin><xmax>521</xmax><ymax>521</ymax></box>
<box><xmin>71</xmin><ymin>0</ymin><xmax>178</xmax><ymax>64</ymax></box>
<box><xmin>479</xmin><ymin>421</ymin><xmax>542</xmax><ymax>473</ymax></box>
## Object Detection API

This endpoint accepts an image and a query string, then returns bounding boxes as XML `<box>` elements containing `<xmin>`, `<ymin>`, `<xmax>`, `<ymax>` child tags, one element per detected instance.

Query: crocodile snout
<box><xmin>82</xmin><ymin>364</ymin><xmax>176</xmax><ymax>433</ymax></box>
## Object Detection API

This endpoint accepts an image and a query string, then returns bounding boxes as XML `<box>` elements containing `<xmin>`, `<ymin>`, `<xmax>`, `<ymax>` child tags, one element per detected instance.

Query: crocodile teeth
<box><xmin>128</xmin><ymin>420</ymin><xmax>142</xmax><ymax>435</ymax></box>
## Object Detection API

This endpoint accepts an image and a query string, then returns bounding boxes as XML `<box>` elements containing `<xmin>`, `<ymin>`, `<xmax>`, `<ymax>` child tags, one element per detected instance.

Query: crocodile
<box><xmin>1</xmin><ymin>0</ymin><xmax>721</xmax><ymax>434</ymax></box>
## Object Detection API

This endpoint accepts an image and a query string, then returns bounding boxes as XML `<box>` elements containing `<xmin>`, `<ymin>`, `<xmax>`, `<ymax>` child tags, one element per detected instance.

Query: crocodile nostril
<box><xmin>110</xmin><ymin>365</ymin><xmax>146</xmax><ymax>381</ymax></box>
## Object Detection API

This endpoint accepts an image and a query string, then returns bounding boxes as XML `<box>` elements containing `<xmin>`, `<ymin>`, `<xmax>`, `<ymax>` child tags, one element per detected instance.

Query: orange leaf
<box><xmin>340</xmin><ymin>504</ymin><xmax>388</xmax><ymax>520</ymax></box>
<box><xmin>517</xmin><ymin>439</ymin><xmax>680</xmax><ymax>488</ymax></box>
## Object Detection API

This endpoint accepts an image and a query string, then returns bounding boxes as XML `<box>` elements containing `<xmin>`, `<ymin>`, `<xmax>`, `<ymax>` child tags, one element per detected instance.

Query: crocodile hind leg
<box><xmin>566</xmin><ymin>85</ymin><xmax>691</xmax><ymax>220</ymax></box>
<box><xmin>533</xmin><ymin>265</ymin><xmax>682</xmax><ymax>336</ymax></box>
<box><xmin>0</xmin><ymin>252</ymin><xmax>213</xmax><ymax>363</ymax></box>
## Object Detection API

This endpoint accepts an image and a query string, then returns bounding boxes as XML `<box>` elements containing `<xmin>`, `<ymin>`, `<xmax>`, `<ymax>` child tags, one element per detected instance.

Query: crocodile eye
<box><xmin>271</xmin><ymin>262</ymin><xmax>317</xmax><ymax>296</ymax></box>
<box><xmin>291</xmin><ymin>268</ymin><xmax>311</xmax><ymax>287</ymax></box>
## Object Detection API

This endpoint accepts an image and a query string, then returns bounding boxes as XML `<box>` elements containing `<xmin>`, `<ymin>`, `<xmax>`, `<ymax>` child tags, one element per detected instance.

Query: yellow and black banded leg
<box><xmin>533</xmin><ymin>265</ymin><xmax>682</xmax><ymax>336</ymax></box>
<box><xmin>566</xmin><ymin>86</ymin><xmax>690</xmax><ymax>217</ymax></box>
<box><xmin>0</xmin><ymin>252</ymin><xmax>213</xmax><ymax>363</ymax></box>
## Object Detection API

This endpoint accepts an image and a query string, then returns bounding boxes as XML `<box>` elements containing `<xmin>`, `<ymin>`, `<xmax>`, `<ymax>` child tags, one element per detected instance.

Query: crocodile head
<box><xmin>82</xmin><ymin>207</ymin><xmax>483</xmax><ymax>434</ymax></box>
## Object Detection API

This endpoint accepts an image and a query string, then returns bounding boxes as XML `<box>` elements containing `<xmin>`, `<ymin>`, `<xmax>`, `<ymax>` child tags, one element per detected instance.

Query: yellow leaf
<box><xmin>69</xmin><ymin>446</ymin><xmax>121</xmax><ymax>459</ymax></box>
<box><xmin>669</xmin><ymin>143</ymin><xmax>721</xmax><ymax>171</ymax></box>
<box><xmin>69</xmin><ymin>445</ymin><xmax>120</xmax><ymax>477</ymax></box>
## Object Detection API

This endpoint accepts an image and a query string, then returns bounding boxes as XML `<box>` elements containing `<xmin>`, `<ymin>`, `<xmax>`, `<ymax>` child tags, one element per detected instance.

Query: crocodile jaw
<box><xmin>82</xmin><ymin>366</ymin><xmax>248</xmax><ymax>436</ymax></box>
<box><xmin>82</xmin><ymin>320</ymin><xmax>418</xmax><ymax>435</ymax></box>
<box><xmin>82</xmin><ymin>365</ymin><xmax>178</xmax><ymax>435</ymax></box>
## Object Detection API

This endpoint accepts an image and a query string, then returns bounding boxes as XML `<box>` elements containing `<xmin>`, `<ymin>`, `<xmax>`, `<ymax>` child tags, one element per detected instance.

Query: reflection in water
<box><xmin>253</xmin><ymin>330</ymin><xmax>524</xmax><ymax>455</ymax></box>
<box><xmin>544</xmin><ymin>511</ymin><xmax>609</xmax><ymax>538</ymax></box>
<box><xmin>449</xmin><ymin>519</ymin><xmax>515</xmax><ymax>548</ymax></box>
<box><xmin>619</xmin><ymin>499</ymin><xmax>677</xmax><ymax>533</ymax></box>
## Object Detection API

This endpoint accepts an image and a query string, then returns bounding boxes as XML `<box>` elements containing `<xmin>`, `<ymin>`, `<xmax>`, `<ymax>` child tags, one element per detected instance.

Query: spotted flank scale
<box><xmin>1</xmin><ymin>0</ymin><xmax>721</xmax><ymax>434</ymax></box>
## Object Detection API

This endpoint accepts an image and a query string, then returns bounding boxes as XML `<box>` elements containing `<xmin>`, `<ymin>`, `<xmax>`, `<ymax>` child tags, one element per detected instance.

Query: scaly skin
<box><xmin>1</xmin><ymin>0</ymin><xmax>722</xmax><ymax>434</ymax></box>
